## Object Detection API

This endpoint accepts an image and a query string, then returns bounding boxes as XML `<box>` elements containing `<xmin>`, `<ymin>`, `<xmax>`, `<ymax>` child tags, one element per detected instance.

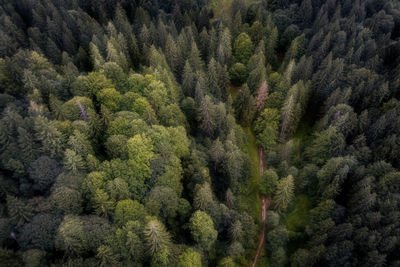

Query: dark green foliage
<box><xmin>232</xmin><ymin>84</ymin><xmax>255</xmax><ymax>126</ymax></box>
<box><xmin>0</xmin><ymin>0</ymin><xmax>399</xmax><ymax>265</ymax></box>
<box><xmin>29</xmin><ymin>156</ymin><xmax>61</xmax><ymax>193</ymax></box>
<box><xmin>229</xmin><ymin>63</ymin><xmax>247</xmax><ymax>86</ymax></box>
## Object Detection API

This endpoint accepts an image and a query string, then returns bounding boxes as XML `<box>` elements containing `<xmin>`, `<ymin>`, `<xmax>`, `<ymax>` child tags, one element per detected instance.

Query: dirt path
<box><xmin>251</xmin><ymin>148</ymin><xmax>270</xmax><ymax>267</ymax></box>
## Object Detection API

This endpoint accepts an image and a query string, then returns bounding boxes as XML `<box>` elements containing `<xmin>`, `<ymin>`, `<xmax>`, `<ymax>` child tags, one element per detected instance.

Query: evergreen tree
<box><xmin>232</xmin><ymin>84</ymin><xmax>255</xmax><ymax>126</ymax></box>
<box><xmin>273</xmin><ymin>175</ymin><xmax>294</xmax><ymax>213</ymax></box>
<box><xmin>143</xmin><ymin>219</ymin><xmax>171</xmax><ymax>256</ymax></box>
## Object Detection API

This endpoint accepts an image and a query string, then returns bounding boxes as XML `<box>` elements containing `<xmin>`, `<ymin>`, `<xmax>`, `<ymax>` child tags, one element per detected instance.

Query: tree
<box><xmin>115</xmin><ymin>199</ymin><xmax>146</xmax><ymax>226</ymax></box>
<box><xmin>147</xmin><ymin>186</ymin><xmax>179</xmax><ymax>223</ymax></box>
<box><xmin>229</xmin><ymin>63</ymin><xmax>247</xmax><ymax>85</ymax></box>
<box><xmin>207</xmin><ymin>58</ymin><xmax>221</xmax><ymax>99</ymax></box>
<box><xmin>189</xmin><ymin>211</ymin><xmax>218</xmax><ymax>251</ymax></box>
<box><xmin>233</xmin><ymin>33</ymin><xmax>254</xmax><ymax>64</ymax></box>
<box><xmin>254</xmin><ymin>108</ymin><xmax>280</xmax><ymax>150</ymax></box>
<box><xmin>267</xmin><ymin>225</ymin><xmax>289</xmax><ymax>251</ymax></box>
<box><xmin>7</xmin><ymin>195</ymin><xmax>33</xmax><ymax>226</ymax></box>
<box><xmin>126</xmin><ymin>133</ymin><xmax>154</xmax><ymax>187</ymax></box>
<box><xmin>55</xmin><ymin>215</ymin><xmax>87</xmax><ymax>255</ymax></box>
<box><xmin>143</xmin><ymin>219</ymin><xmax>171</xmax><ymax>256</ymax></box>
<box><xmin>305</xmin><ymin>127</ymin><xmax>345</xmax><ymax>165</ymax></box>
<box><xmin>92</xmin><ymin>189</ymin><xmax>114</xmax><ymax>217</ymax></box>
<box><xmin>97</xmin><ymin>245</ymin><xmax>119</xmax><ymax>267</ymax></box>
<box><xmin>255</xmin><ymin>81</ymin><xmax>268</xmax><ymax>113</ymax></box>
<box><xmin>18</xmin><ymin>213</ymin><xmax>62</xmax><ymax>251</ymax></box>
<box><xmin>29</xmin><ymin>156</ymin><xmax>61</xmax><ymax>193</ymax></box>
<box><xmin>177</xmin><ymin>248</ymin><xmax>202</xmax><ymax>267</ymax></box>
<box><xmin>229</xmin><ymin>220</ymin><xmax>243</xmax><ymax>242</ymax></box>
<box><xmin>273</xmin><ymin>175</ymin><xmax>294</xmax><ymax>213</ymax></box>
<box><xmin>182</xmin><ymin>61</ymin><xmax>196</xmax><ymax>97</ymax></box>
<box><xmin>260</xmin><ymin>169</ymin><xmax>278</xmax><ymax>196</ymax></box>
<box><xmin>217</xmin><ymin>28</ymin><xmax>232</xmax><ymax>66</ymax></box>
<box><xmin>198</xmin><ymin>95</ymin><xmax>216</xmax><ymax>136</ymax></box>
<box><xmin>165</xmin><ymin>34</ymin><xmax>179</xmax><ymax>75</ymax></box>
<box><xmin>232</xmin><ymin>84</ymin><xmax>255</xmax><ymax>126</ymax></box>
<box><xmin>50</xmin><ymin>186</ymin><xmax>83</xmax><ymax>214</ymax></box>
<box><xmin>247</xmin><ymin>52</ymin><xmax>266</xmax><ymax>93</ymax></box>
<box><xmin>210</xmin><ymin>139</ymin><xmax>225</xmax><ymax>172</ymax></box>
<box><xmin>63</xmin><ymin>149</ymin><xmax>86</xmax><ymax>174</ymax></box>
<box><xmin>34</xmin><ymin>116</ymin><xmax>63</xmax><ymax>158</ymax></box>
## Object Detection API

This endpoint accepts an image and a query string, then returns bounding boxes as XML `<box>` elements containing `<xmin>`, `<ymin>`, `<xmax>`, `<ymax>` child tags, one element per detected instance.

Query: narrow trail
<box><xmin>251</xmin><ymin>148</ymin><xmax>270</xmax><ymax>267</ymax></box>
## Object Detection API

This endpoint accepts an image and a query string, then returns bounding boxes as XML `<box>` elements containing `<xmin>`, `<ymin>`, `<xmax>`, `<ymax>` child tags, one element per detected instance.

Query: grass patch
<box><xmin>238</xmin><ymin>126</ymin><xmax>261</xmax><ymax>222</ymax></box>
<box><xmin>284</xmin><ymin>194</ymin><xmax>311</xmax><ymax>233</ymax></box>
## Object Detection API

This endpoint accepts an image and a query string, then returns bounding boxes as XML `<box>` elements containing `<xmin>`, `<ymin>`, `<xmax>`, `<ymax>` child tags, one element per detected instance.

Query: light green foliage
<box><xmin>273</xmin><ymin>175</ymin><xmax>295</xmax><ymax>213</ymax></box>
<box><xmin>92</xmin><ymin>189</ymin><xmax>114</xmax><ymax>217</ymax></box>
<box><xmin>115</xmin><ymin>199</ymin><xmax>146</xmax><ymax>226</ymax></box>
<box><xmin>127</xmin><ymin>133</ymin><xmax>154</xmax><ymax>178</ymax></box>
<box><xmin>106</xmin><ymin>178</ymin><xmax>130</xmax><ymax>202</ymax></box>
<box><xmin>177</xmin><ymin>248</ymin><xmax>202</xmax><ymax>267</ymax></box>
<box><xmin>159</xmin><ymin>103</ymin><xmax>188</xmax><ymax>128</ymax></box>
<box><xmin>72</xmin><ymin>72</ymin><xmax>114</xmax><ymax>98</ymax></box>
<box><xmin>97</xmin><ymin>245</ymin><xmax>119</xmax><ymax>267</ymax></box>
<box><xmin>55</xmin><ymin>215</ymin><xmax>87</xmax><ymax>255</ymax></box>
<box><xmin>34</xmin><ymin>116</ymin><xmax>63</xmax><ymax>158</ymax></box>
<box><xmin>61</xmin><ymin>96</ymin><xmax>95</xmax><ymax>121</ymax></box>
<box><xmin>233</xmin><ymin>33</ymin><xmax>254</xmax><ymax>64</ymax></box>
<box><xmin>107</xmin><ymin>116</ymin><xmax>147</xmax><ymax>138</ymax></box>
<box><xmin>189</xmin><ymin>210</ymin><xmax>218</xmax><ymax>251</ymax></box>
<box><xmin>63</xmin><ymin>149</ymin><xmax>86</xmax><ymax>174</ymax></box>
<box><xmin>96</xmin><ymin>87</ymin><xmax>122</xmax><ymax>112</ymax></box>
<box><xmin>143</xmin><ymin>219</ymin><xmax>171</xmax><ymax>256</ymax></box>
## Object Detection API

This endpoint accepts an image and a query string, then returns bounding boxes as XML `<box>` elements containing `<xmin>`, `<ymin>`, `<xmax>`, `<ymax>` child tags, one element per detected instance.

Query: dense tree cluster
<box><xmin>0</xmin><ymin>0</ymin><xmax>400</xmax><ymax>266</ymax></box>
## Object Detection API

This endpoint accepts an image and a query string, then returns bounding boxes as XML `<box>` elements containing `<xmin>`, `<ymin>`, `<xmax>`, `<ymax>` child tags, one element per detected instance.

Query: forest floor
<box><xmin>238</xmin><ymin>127</ymin><xmax>261</xmax><ymax>221</ymax></box>
<box><xmin>251</xmin><ymin>148</ymin><xmax>270</xmax><ymax>267</ymax></box>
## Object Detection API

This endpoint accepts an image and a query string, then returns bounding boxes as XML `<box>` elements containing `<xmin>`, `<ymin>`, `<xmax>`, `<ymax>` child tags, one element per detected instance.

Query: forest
<box><xmin>0</xmin><ymin>0</ymin><xmax>399</xmax><ymax>266</ymax></box>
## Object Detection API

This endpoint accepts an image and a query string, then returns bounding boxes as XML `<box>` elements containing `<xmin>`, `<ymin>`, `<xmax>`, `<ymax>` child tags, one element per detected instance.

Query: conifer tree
<box><xmin>7</xmin><ymin>195</ymin><xmax>33</xmax><ymax>226</ymax></box>
<box><xmin>232</xmin><ymin>84</ymin><xmax>255</xmax><ymax>126</ymax></box>
<box><xmin>273</xmin><ymin>175</ymin><xmax>294</xmax><ymax>213</ymax></box>
<box><xmin>143</xmin><ymin>219</ymin><xmax>171</xmax><ymax>256</ymax></box>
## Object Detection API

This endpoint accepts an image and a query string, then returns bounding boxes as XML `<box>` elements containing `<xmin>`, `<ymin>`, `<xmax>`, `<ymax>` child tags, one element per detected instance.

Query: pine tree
<box><xmin>7</xmin><ymin>195</ymin><xmax>33</xmax><ymax>226</ymax></box>
<box><xmin>198</xmin><ymin>95</ymin><xmax>216</xmax><ymax>136</ymax></box>
<box><xmin>217</xmin><ymin>28</ymin><xmax>232</xmax><ymax>66</ymax></box>
<box><xmin>34</xmin><ymin>116</ymin><xmax>63</xmax><ymax>158</ymax></box>
<box><xmin>165</xmin><ymin>34</ymin><xmax>179</xmax><ymax>76</ymax></box>
<box><xmin>89</xmin><ymin>42</ymin><xmax>105</xmax><ymax>71</ymax></box>
<box><xmin>207</xmin><ymin>58</ymin><xmax>220</xmax><ymax>99</ymax></box>
<box><xmin>63</xmin><ymin>149</ymin><xmax>86</xmax><ymax>174</ymax></box>
<box><xmin>232</xmin><ymin>84</ymin><xmax>255</xmax><ymax>126</ymax></box>
<box><xmin>143</xmin><ymin>219</ymin><xmax>171</xmax><ymax>256</ymax></box>
<box><xmin>189</xmin><ymin>41</ymin><xmax>204</xmax><ymax>72</ymax></box>
<box><xmin>97</xmin><ymin>245</ymin><xmax>119</xmax><ymax>267</ymax></box>
<box><xmin>182</xmin><ymin>61</ymin><xmax>196</xmax><ymax>97</ymax></box>
<box><xmin>233</xmin><ymin>33</ymin><xmax>254</xmax><ymax>64</ymax></box>
<box><xmin>273</xmin><ymin>175</ymin><xmax>295</xmax><ymax>213</ymax></box>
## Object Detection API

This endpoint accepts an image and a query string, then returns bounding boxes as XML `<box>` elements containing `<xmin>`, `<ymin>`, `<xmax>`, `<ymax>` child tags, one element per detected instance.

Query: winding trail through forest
<box><xmin>251</xmin><ymin>148</ymin><xmax>270</xmax><ymax>267</ymax></box>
